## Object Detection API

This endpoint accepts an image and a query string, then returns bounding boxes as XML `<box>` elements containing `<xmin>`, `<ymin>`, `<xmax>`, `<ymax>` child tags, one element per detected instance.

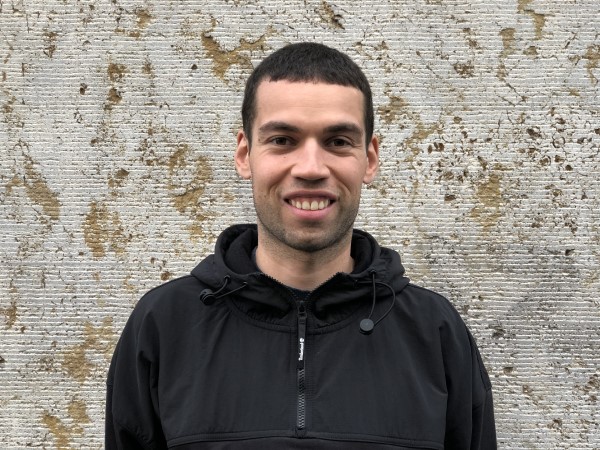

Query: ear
<box><xmin>235</xmin><ymin>130</ymin><xmax>252</xmax><ymax>179</ymax></box>
<box><xmin>363</xmin><ymin>135</ymin><xmax>379</xmax><ymax>184</ymax></box>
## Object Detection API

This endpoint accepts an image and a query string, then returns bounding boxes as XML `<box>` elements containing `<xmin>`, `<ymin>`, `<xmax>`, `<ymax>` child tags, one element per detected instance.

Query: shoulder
<box><xmin>123</xmin><ymin>274</ymin><xmax>208</xmax><ymax>332</ymax></box>
<box><xmin>399</xmin><ymin>283</ymin><xmax>465</xmax><ymax>326</ymax></box>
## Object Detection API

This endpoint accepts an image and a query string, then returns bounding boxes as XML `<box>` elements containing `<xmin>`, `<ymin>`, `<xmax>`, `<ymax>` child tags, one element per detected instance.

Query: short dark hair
<box><xmin>242</xmin><ymin>42</ymin><xmax>374</xmax><ymax>148</ymax></box>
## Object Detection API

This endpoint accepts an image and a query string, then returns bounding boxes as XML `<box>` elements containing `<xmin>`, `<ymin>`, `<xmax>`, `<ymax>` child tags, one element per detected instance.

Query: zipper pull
<box><xmin>297</xmin><ymin>301</ymin><xmax>307</xmax><ymax>368</ymax></box>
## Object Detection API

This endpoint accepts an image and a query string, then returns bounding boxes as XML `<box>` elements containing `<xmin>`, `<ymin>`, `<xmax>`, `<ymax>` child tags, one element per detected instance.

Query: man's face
<box><xmin>235</xmin><ymin>80</ymin><xmax>379</xmax><ymax>254</ymax></box>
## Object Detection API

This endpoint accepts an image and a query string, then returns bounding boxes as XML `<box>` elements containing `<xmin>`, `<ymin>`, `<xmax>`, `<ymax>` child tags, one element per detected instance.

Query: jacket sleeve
<box><xmin>443</xmin><ymin>321</ymin><xmax>497</xmax><ymax>450</ymax></box>
<box><xmin>105</xmin><ymin>303</ymin><xmax>168</xmax><ymax>450</ymax></box>
<box><xmin>467</xmin><ymin>331</ymin><xmax>497</xmax><ymax>450</ymax></box>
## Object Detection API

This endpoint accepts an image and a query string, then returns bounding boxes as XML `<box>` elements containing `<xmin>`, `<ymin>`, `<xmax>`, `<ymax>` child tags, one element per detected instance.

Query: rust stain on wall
<box><xmin>202</xmin><ymin>20</ymin><xmax>271</xmax><ymax>80</ymax></box>
<box><xmin>83</xmin><ymin>201</ymin><xmax>128</xmax><ymax>258</ymax></box>
<box><xmin>61</xmin><ymin>317</ymin><xmax>116</xmax><ymax>383</ymax></box>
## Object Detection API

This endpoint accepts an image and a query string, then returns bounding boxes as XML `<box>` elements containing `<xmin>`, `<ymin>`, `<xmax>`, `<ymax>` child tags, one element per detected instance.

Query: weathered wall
<box><xmin>1</xmin><ymin>0</ymin><xmax>599</xmax><ymax>448</ymax></box>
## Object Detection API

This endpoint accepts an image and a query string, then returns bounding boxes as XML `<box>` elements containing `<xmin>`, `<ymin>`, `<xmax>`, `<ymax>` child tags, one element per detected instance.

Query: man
<box><xmin>106</xmin><ymin>42</ymin><xmax>496</xmax><ymax>449</ymax></box>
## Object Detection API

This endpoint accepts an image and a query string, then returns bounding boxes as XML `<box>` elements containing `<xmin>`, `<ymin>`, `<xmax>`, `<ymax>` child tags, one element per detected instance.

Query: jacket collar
<box><xmin>191</xmin><ymin>224</ymin><xmax>410</xmax><ymax>329</ymax></box>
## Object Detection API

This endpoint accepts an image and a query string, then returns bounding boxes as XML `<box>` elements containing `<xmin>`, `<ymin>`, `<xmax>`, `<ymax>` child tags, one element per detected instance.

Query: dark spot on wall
<box><xmin>79</xmin><ymin>83</ymin><xmax>88</xmax><ymax>94</ymax></box>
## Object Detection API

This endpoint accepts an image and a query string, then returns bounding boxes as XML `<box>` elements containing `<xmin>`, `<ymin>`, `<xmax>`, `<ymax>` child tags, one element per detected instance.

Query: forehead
<box><xmin>253</xmin><ymin>80</ymin><xmax>365</xmax><ymax>130</ymax></box>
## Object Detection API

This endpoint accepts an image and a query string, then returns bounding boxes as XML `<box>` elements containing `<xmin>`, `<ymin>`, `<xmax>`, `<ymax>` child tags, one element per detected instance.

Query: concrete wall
<box><xmin>1</xmin><ymin>0</ymin><xmax>599</xmax><ymax>448</ymax></box>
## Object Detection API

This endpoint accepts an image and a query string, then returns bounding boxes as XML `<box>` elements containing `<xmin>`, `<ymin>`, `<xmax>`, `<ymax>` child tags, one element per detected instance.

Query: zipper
<box><xmin>296</xmin><ymin>300</ymin><xmax>307</xmax><ymax>433</ymax></box>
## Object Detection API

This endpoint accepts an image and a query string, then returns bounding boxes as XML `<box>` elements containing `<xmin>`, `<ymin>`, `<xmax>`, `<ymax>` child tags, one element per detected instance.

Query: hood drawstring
<box><xmin>199</xmin><ymin>276</ymin><xmax>248</xmax><ymax>305</ymax></box>
<box><xmin>359</xmin><ymin>271</ymin><xmax>397</xmax><ymax>335</ymax></box>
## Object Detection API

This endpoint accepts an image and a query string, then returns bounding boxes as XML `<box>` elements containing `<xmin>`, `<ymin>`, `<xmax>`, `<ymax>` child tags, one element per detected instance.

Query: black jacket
<box><xmin>106</xmin><ymin>224</ymin><xmax>496</xmax><ymax>449</ymax></box>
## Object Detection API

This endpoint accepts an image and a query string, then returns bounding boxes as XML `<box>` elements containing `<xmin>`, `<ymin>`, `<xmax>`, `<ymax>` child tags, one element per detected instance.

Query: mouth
<box><xmin>287</xmin><ymin>198</ymin><xmax>333</xmax><ymax>211</ymax></box>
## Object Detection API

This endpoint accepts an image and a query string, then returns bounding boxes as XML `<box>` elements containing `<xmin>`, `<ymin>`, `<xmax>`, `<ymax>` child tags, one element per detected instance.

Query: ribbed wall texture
<box><xmin>1</xmin><ymin>1</ymin><xmax>599</xmax><ymax>448</ymax></box>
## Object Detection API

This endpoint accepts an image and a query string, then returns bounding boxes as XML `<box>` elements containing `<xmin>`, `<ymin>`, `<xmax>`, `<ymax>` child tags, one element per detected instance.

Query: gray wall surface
<box><xmin>1</xmin><ymin>0</ymin><xmax>599</xmax><ymax>448</ymax></box>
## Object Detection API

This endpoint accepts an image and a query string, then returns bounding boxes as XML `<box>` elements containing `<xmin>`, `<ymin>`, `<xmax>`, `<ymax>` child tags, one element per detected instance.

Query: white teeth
<box><xmin>291</xmin><ymin>199</ymin><xmax>330</xmax><ymax>210</ymax></box>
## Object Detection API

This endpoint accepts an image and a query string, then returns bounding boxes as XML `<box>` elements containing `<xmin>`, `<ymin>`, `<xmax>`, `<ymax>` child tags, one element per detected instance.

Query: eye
<box><xmin>271</xmin><ymin>136</ymin><xmax>292</xmax><ymax>146</ymax></box>
<box><xmin>329</xmin><ymin>137</ymin><xmax>352</xmax><ymax>147</ymax></box>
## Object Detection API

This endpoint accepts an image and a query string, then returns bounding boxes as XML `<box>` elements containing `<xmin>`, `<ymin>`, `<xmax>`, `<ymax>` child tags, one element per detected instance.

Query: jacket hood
<box><xmin>191</xmin><ymin>224</ymin><xmax>410</xmax><ymax>329</ymax></box>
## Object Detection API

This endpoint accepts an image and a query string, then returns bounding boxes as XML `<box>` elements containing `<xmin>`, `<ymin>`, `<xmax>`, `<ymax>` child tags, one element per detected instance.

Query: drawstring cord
<box><xmin>199</xmin><ymin>276</ymin><xmax>248</xmax><ymax>305</ymax></box>
<box><xmin>359</xmin><ymin>271</ymin><xmax>397</xmax><ymax>335</ymax></box>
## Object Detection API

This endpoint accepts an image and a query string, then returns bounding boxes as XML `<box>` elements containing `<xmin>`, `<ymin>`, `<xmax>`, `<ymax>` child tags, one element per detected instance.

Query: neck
<box><xmin>255</xmin><ymin>235</ymin><xmax>354</xmax><ymax>291</ymax></box>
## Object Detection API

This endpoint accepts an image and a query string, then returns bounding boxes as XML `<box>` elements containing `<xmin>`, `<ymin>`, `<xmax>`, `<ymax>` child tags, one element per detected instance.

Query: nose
<box><xmin>289</xmin><ymin>139</ymin><xmax>330</xmax><ymax>180</ymax></box>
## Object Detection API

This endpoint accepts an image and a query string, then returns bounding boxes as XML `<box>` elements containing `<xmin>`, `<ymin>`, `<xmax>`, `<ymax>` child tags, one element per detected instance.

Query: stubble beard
<box><xmin>254</xmin><ymin>197</ymin><xmax>359</xmax><ymax>255</ymax></box>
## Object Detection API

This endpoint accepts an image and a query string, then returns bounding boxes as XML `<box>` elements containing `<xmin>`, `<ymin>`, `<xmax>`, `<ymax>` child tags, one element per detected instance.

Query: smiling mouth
<box><xmin>288</xmin><ymin>198</ymin><xmax>332</xmax><ymax>211</ymax></box>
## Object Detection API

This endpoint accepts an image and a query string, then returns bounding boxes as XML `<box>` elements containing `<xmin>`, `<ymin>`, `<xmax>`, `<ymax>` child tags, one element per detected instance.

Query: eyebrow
<box><xmin>257</xmin><ymin>121</ymin><xmax>301</xmax><ymax>136</ymax></box>
<box><xmin>257</xmin><ymin>121</ymin><xmax>363</xmax><ymax>137</ymax></box>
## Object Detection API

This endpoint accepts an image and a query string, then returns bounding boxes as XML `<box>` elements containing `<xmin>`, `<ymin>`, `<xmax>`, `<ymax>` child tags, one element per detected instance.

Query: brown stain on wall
<box><xmin>107</xmin><ymin>63</ymin><xmax>128</xmax><ymax>82</ymax></box>
<box><xmin>136</xmin><ymin>8</ymin><xmax>152</xmax><ymax>29</ymax></box>
<box><xmin>518</xmin><ymin>0</ymin><xmax>546</xmax><ymax>40</ymax></box>
<box><xmin>42</xmin><ymin>398</ymin><xmax>89</xmax><ymax>449</ymax></box>
<box><xmin>470</xmin><ymin>172</ymin><xmax>505</xmax><ymax>230</ymax></box>
<box><xmin>317</xmin><ymin>1</ymin><xmax>344</xmax><ymax>29</ymax></box>
<box><xmin>167</xmin><ymin>145</ymin><xmax>213</xmax><ymax>214</ymax></box>
<box><xmin>42</xmin><ymin>413</ymin><xmax>77</xmax><ymax>449</ymax></box>
<box><xmin>6</xmin><ymin>155</ymin><xmax>62</xmax><ymax>221</ymax></box>
<box><xmin>498</xmin><ymin>28</ymin><xmax>516</xmax><ymax>80</ymax></box>
<box><xmin>1</xmin><ymin>301</ymin><xmax>17</xmax><ymax>329</ymax></box>
<box><xmin>83</xmin><ymin>201</ymin><xmax>128</xmax><ymax>257</ymax></box>
<box><xmin>583</xmin><ymin>44</ymin><xmax>600</xmax><ymax>85</ymax></box>
<box><xmin>61</xmin><ymin>317</ymin><xmax>116</xmax><ymax>383</ymax></box>
<box><xmin>378</xmin><ymin>95</ymin><xmax>408</xmax><ymax>125</ymax></box>
<box><xmin>43</xmin><ymin>30</ymin><xmax>58</xmax><ymax>58</ymax></box>
<box><xmin>202</xmin><ymin>20</ymin><xmax>271</xmax><ymax>80</ymax></box>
